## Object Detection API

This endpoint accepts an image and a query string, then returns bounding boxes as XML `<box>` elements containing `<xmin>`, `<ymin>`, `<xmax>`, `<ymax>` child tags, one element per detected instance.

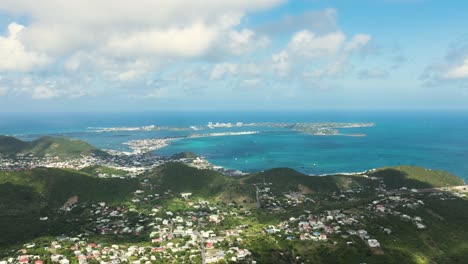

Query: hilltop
<box><xmin>0</xmin><ymin>167</ymin><xmax>139</xmax><ymax>207</ymax></box>
<box><xmin>145</xmin><ymin>162</ymin><xmax>231</xmax><ymax>197</ymax></box>
<box><xmin>0</xmin><ymin>135</ymin><xmax>109</xmax><ymax>159</ymax></box>
<box><xmin>0</xmin><ymin>167</ymin><xmax>139</xmax><ymax>245</ymax></box>
<box><xmin>170</xmin><ymin>151</ymin><xmax>198</xmax><ymax>159</ymax></box>
<box><xmin>243</xmin><ymin>167</ymin><xmax>370</xmax><ymax>193</ymax></box>
<box><xmin>80</xmin><ymin>165</ymin><xmax>129</xmax><ymax>177</ymax></box>
<box><xmin>367</xmin><ymin>165</ymin><xmax>464</xmax><ymax>189</ymax></box>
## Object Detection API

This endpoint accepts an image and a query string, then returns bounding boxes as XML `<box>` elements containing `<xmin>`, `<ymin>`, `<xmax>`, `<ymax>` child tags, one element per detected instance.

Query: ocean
<box><xmin>0</xmin><ymin>111</ymin><xmax>467</xmax><ymax>180</ymax></box>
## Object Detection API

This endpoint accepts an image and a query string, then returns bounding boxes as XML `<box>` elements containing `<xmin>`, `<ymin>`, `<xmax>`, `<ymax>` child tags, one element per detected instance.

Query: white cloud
<box><xmin>32</xmin><ymin>85</ymin><xmax>59</xmax><ymax>99</ymax></box>
<box><xmin>421</xmin><ymin>40</ymin><xmax>468</xmax><ymax>87</ymax></box>
<box><xmin>0</xmin><ymin>23</ymin><xmax>49</xmax><ymax>71</ymax></box>
<box><xmin>1</xmin><ymin>0</ymin><xmax>283</xmax><ymax>56</ymax></box>
<box><xmin>64</xmin><ymin>52</ymin><xmax>155</xmax><ymax>83</ymax></box>
<box><xmin>0</xmin><ymin>74</ymin><xmax>88</xmax><ymax>99</ymax></box>
<box><xmin>210</xmin><ymin>63</ymin><xmax>238</xmax><ymax>80</ymax></box>
<box><xmin>288</xmin><ymin>30</ymin><xmax>346</xmax><ymax>59</ymax></box>
<box><xmin>444</xmin><ymin>58</ymin><xmax>468</xmax><ymax>79</ymax></box>
<box><xmin>272</xmin><ymin>51</ymin><xmax>290</xmax><ymax>77</ymax></box>
<box><xmin>0</xmin><ymin>2</ymin><xmax>379</xmax><ymax>103</ymax></box>
<box><xmin>305</xmin><ymin>60</ymin><xmax>352</xmax><ymax>78</ymax></box>
<box><xmin>104</xmin><ymin>23</ymin><xmax>220</xmax><ymax>58</ymax></box>
<box><xmin>227</xmin><ymin>29</ymin><xmax>270</xmax><ymax>55</ymax></box>
<box><xmin>0</xmin><ymin>0</ymin><xmax>285</xmax><ymax>99</ymax></box>
<box><xmin>270</xmin><ymin>27</ymin><xmax>372</xmax><ymax>86</ymax></box>
<box><xmin>240</xmin><ymin>78</ymin><xmax>261</xmax><ymax>87</ymax></box>
<box><xmin>345</xmin><ymin>34</ymin><xmax>372</xmax><ymax>52</ymax></box>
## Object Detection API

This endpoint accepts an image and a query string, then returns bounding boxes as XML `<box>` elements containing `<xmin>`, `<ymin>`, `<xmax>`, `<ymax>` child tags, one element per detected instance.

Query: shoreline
<box><xmin>122</xmin><ymin>131</ymin><xmax>260</xmax><ymax>154</ymax></box>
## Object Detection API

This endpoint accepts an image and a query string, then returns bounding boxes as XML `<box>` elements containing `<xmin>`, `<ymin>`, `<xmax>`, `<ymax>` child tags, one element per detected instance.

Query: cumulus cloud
<box><xmin>305</xmin><ymin>60</ymin><xmax>352</xmax><ymax>79</ymax></box>
<box><xmin>1</xmin><ymin>0</ymin><xmax>282</xmax><ymax>56</ymax></box>
<box><xmin>210</xmin><ymin>63</ymin><xmax>238</xmax><ymax>80</ymax></box>
<box><xmin>104</xmin><ymin>23</ymin><xmax>220</xmax><ymax>58</ymax></box>
<box><xmin>444</xmin><ymin>58</ymin><xmax>468</xmax><ymax>79</ymax></box>
<box><xmin>0</xmin><ymin>23</ymin><xmax>49</xmax><ymax>71</ymax></box>
<box><xmin>288</xmin><ymin>30</ymin><xmax>346</xmax><ymax>59</ymax></box>
<box><xmin>421</xmin><ymin>39</ymin><xmax>468</xmax><ymax>86</ymax></box>
<box><xmin>240</xmin><ymin>78</ymin><xmax>261</xmax><ymax>88</ymax></box>
<box><xmin>0</xmin><ymin>74</ymin><xmax>88</xmax><ymax>100</ymax></box>
<box><xmin>272</xmin><ymin>51</ymin><xmax>291</xmax><ymax>77</ymax></box>
<box><xmin>226</xmin><ymin>29</ymin><xmax>270</xmax><ymax>56</ymax></box>
<box><xmin>32</xmin><ymin>85</ymin><xmax>59</xmax><ymax>99</ymax></box>
<box><xmin>270</xmin><ymin>27</ymin><xmax>372</xmax><ymax>84</ymax></box>
<box><xmin>0</xmin><ymin>2</ymin><xmax>378</xmax><ymax>101</ymax></box>
<box><xmin>345</xmin><ymin>34</ymin><xmax>372</xmax><ymax>52</ymax></box>
<box><xmin>0</xmin><ymin>0</ymin><xmax>288</xmax><ymax>100</ymax></box>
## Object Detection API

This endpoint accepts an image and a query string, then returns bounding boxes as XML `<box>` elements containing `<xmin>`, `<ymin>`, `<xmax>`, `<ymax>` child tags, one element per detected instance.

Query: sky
<box><xmin>0</xmin><ymin>0</ymin><xmax>468</xmax><ymax>112</ymax></box>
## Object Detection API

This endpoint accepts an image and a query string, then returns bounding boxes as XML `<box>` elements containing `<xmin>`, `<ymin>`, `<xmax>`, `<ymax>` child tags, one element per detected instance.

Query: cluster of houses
<box><xmin>0</xmin><ymin>152</ymin><xmax>162</xmax><ymax>174</ymax></box>
<box><xmin>0</xmin><ymin>149</ymin><xmax>247</xmax><ymax>179</ymax></box>
<box><xmin>18</xmin><ymin>174</ymin><xmax>256</xmax><ymax>264</ymax></box>
<box><xmin>2</xmin><ymin>192</ymin><xmax>255</xmax><ymax>264</ymax></box>
<box><xmin>3</xmin><ymin>145</ymin><xmax>468</xmax><ymax>263</ymax></box>
<box><xmin>254</xmin><ymin>174</ymin><xmax>459</xmax><ymax>256</ymax></box>
<box><xmin>0</xmin><ymin>154</ymin><xmax>99</xmax><ymax>171</ymax></box>
<box><xmin>267</xmin><ymin>209</ymin><xmax>382</xmax><ymax>246</ymax></box>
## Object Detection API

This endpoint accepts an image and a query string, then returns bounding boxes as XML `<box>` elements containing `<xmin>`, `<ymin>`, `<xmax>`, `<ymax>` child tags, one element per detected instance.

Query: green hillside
<box><xmin>0</xmin><ymin>161</ymin><xmax>466</xmax><ymax>261</ymax></box>
<box><xmin>243</xmin><ymin>168</ymin><xmax>371</xmax><ymax>193</ymax></box>
<box><xmin>145</xmin><ymin>162</ymin><xmax>230</xmax><ymax>197</ymax></box>
<box><xmin>0</xmin><ymin>167</ymin><xmax>139</xmax><ymax>207</ymax></box>
<box><xmin>80</xmin><ymin>165</ymin><xmax>129</xmax><ymax>177</ymax></box>
<box><xmin>0</xmin><ymin>135</ymin><xmax>109</xmax><ymax>159</ymax></box>
<box><xmin>0</xmin><ymin>136</ymin><xmax>29</xmax><ymax>154</ymax></box>
<box><xmin>367</xmin><ymin>165</ymin><xmax>464</xmax><ymax>189</ymax></box>
<box><xmin>0</xmin><ymin>167</ymin><xmax>139</xmax><ymax>245</ymax></box>
<box><xmin>171</xmin><ymin>151</ymin><xmax>198</xmax><ymax>159</ymax></box>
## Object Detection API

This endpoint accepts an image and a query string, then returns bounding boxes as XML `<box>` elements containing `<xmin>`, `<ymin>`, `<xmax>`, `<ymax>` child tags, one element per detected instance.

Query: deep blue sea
<box><xmin>0</xmin><ymin>111</ymin><xmax>467</xmax><ymax>180</ymax></box>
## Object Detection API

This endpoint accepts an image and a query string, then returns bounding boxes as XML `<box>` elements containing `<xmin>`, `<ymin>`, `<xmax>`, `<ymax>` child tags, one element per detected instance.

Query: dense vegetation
<box><xmin>368</xmin><ymin>166</ymin><xmax>464</xmax><ymax>189</ymax></box>
<box><xmin>145</xmin><ymin>162</ymin><xmax>231</xmax><ymax>197</ymax></box>
<box><xmin>0</xmin><ymin>135</ymin><xmax>108</xmax><ymax>159</ymax></box>
<box><xmin>0</xmin><ymin>168</ymin><xmax>139</xmax><ymax>245</ymax></box>
<box><xmin>243</xmin><ymin>167</ymin><xmax>372</xmax><ymax>193</ymax></box>
<box><xmin>80</xmin><ymin>165</ymin><xmax>129</xmax><ymax>177</ymax></box>
<box><xmin>0</xmin><ymin>158</ymin><xmax>467</xmax><ymax>263</ymax></box>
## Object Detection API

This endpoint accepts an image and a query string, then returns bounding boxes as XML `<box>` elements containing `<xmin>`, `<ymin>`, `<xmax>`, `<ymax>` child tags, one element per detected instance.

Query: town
<box><xmin>1</xmin><ymin>149</ymin><xmax>467</xmax><ymax>263</ymax></box>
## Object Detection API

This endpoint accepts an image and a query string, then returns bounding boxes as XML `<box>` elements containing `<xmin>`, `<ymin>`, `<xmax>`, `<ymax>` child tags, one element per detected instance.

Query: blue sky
<box><xmin>0</xmin><ymin>0</ymin><xmax>467</xmax><ymax>112</ymax></box>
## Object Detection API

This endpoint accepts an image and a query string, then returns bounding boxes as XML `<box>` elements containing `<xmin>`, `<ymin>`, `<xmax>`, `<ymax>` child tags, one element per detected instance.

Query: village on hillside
<box><xmin>1</xmin><ymin>150</ymin><xmax>467</xmax><ymax>263</ymax></box>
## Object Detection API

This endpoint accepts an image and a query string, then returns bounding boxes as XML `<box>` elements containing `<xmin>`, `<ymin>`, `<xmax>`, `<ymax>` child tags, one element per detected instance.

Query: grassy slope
<box><xmin>295</xmin><ymin>197</ymin><xmax>468</xmax><ymax>264</ymax></box>
<box><xmin>0</xmin><ymin>136</ymin><xmax>29</xmax><ymax>154</ymax></box>
<box><xmin>0</xmin><ymin>135</ymin><xmax>108</xmax><ymax>159</ymax></box>
<box><xmin>243</xmin><ymin>168</ymin><xmax>371</xmax><ymax>193</ymax></box>
<box><xmin>80</xmin><ymin>165</ymin><xmax>129</xmax><ymax>177</ymax></box>
<box><xmin>0</xmin><ymin>167</ymin><xmax>139</xmax><ymax>206</ymax></box>
<box><xmin>0</xmin><ymin>167</ymin><xmax>139</xmax><ymax>245</ymax></box>
<box><xmin>368</xmin><ymin>166</ymin><xmax>464</xmax><ymax>189</ymax></box>
<box><xmin>145</xmin><ymin>162</ymin><xmax>230</xmax><ymax>197</ymax></box>
<box><xmin>241</xmin><ymin>167</ymin><xmax>467</xmax><ymax>263</ymax></box>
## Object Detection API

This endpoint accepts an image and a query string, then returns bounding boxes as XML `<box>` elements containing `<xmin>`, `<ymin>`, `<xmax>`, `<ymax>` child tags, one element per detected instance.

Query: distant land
<box><xmin>0</xmin><ymin>135</ymin><xmax>108</xmax><ymax>159</ymax></box>
<box><xmin>0</xmin><ymin>135</ymin><xmax>467</xmax><ymax>263</ymax></box>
